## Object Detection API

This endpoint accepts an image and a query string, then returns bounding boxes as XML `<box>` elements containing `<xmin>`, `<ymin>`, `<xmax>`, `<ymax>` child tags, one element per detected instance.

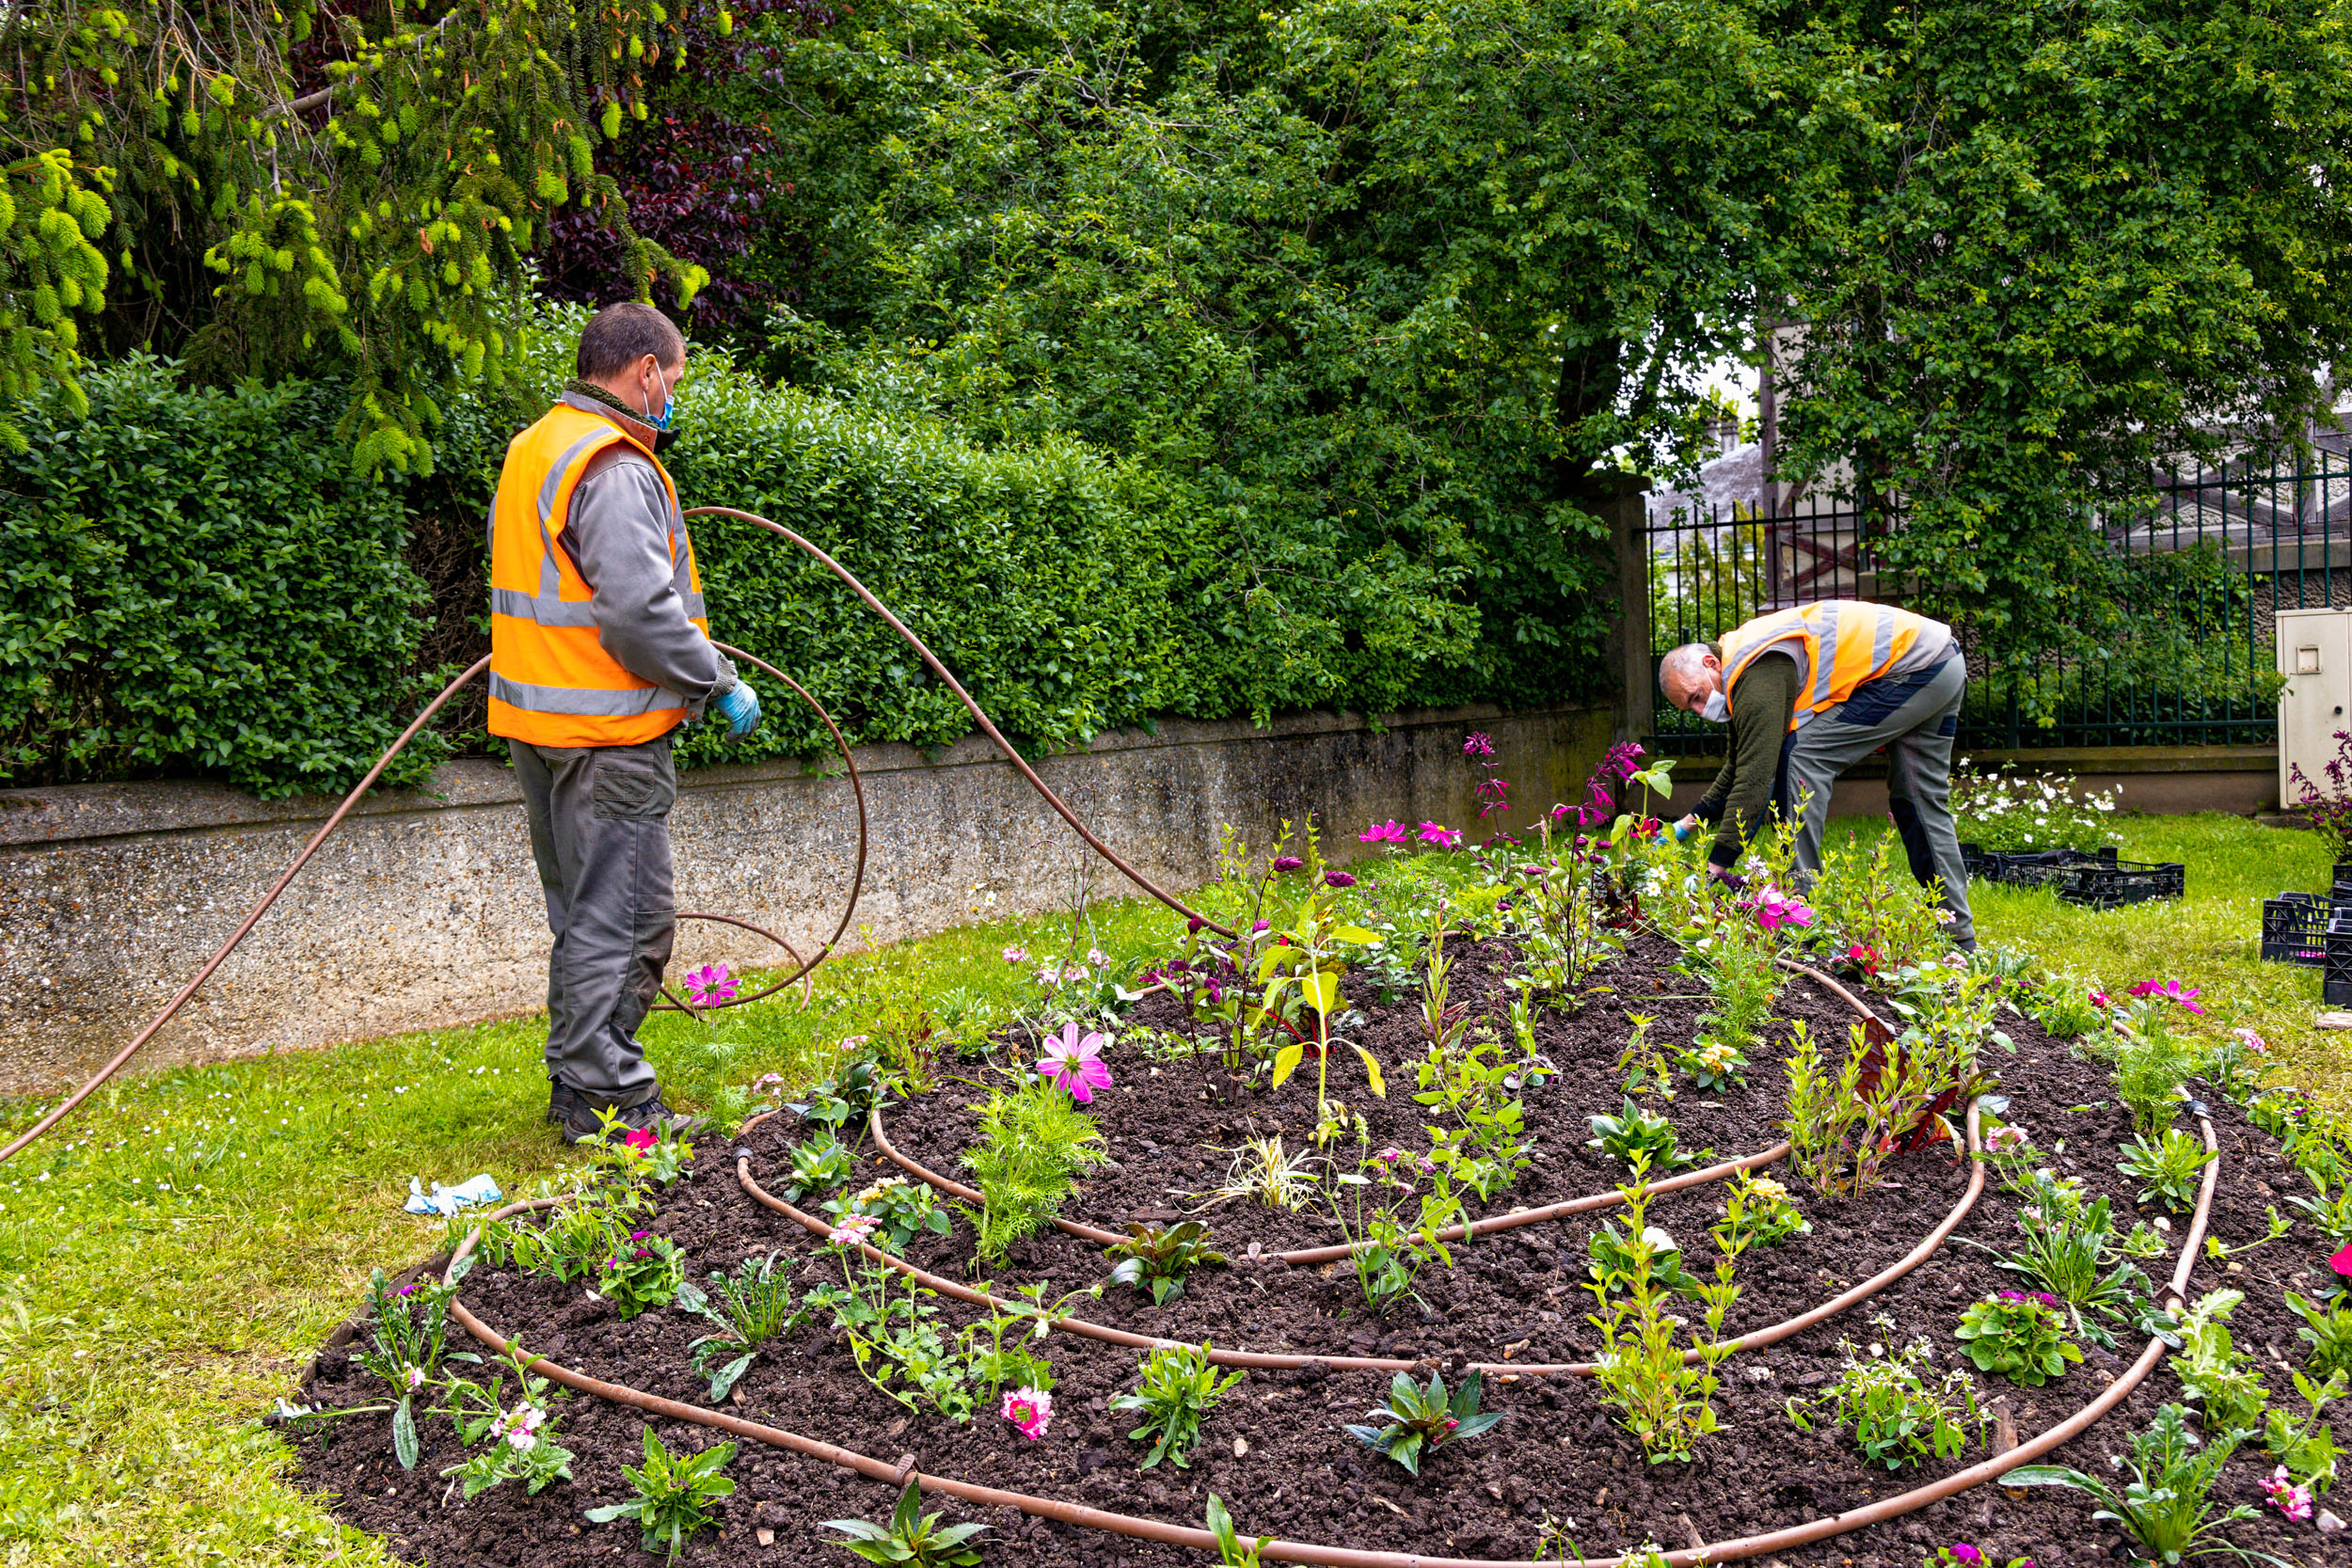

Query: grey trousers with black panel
<box><xmin>1780</xmin><ymin>656</ymin><xmax>1976</xmax><ymax>948</ymax></box>
<box><xmin>509</xmin><ymin>735</ymin><xmax>678</xmax><ymax>1106</ymax></box>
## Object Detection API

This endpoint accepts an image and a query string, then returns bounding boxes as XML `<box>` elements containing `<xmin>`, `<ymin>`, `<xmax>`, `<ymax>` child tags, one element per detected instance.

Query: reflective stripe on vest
<box><xmin>1719</xmin><ymin>601</ymin><xmax>1940</xmax><ymax>732</ymax></box>
<box><xmin>486</xmin><ymin>404</ymin><xmax>709</xmax><ymax>749</ymax></box>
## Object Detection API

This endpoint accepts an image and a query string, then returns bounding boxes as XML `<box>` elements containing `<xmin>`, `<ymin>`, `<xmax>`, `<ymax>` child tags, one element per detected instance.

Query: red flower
<box><xmin>623</xmin><ymin>1128</ymin><xmax>658</xmax><ymax>1154</ymax></box>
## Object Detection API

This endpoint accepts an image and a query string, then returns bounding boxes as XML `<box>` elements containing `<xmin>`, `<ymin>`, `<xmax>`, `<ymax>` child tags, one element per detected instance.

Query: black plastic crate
<box><xmin>2334</xmin><ymin>859</ymin><xmax>2352</xmax><ymax>901</ymax></box>
<box><xmin>2328</xmin><ymin>917</ymin><xmax>2352</xmax><ymax>1006</ymax></box>
<box><xmin>1972</xmin><ymin>846</ymin><xmax>2185</xmax><ymax>910</ymax></box>
<box><xmin>2265</xmin><ymin>893</ymin><xmax>2332</xmax><ymax>966</ymax></box>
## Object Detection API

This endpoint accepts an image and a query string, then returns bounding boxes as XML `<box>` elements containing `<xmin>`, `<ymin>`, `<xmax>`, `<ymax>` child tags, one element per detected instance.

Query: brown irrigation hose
<box><xmin>687</xmin><ymin>505</ymin><xmax>1237</xmax><ymax>941</ymax></box>
<box><xmin>649</xmin><ymin>642</ymin><xmax>868</xmax><ymax>1015</ymax></box>
<box><xmin>736</xmin><ymin>1099</ymin><xmax>1982</xmax><ymax>1380</ymax></box>
<box><xmin>446</xmin><ymin>1105</ymin><xmax>2220</xmax><ymax>1568</ymax></box>
<box><xmin>0</xmin><ymin>656</ymin><xmax>493</xmax><ymax>1166</ymax></box>
<box><xmin>865</xmin><ymin>1097</ymin><xmax>1794</xmax><ymax>1264</ymax></box>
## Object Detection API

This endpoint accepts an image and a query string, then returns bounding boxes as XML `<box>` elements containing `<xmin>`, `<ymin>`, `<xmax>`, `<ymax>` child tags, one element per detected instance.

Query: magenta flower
<box><xmin>2263</xmin><ymin>1465</ymin><xmax>2313</xmax><ymax>1521</ymax></box>
<box><xmin>1002</xmin><ymin>944</ymin><xmax>1030</xmax><ymax>964</ymax></box>
<box><xmin>2128</xmin><ymin>978</ymin><xmax>2206</xmax><ymax>1015</ymax></box>
<box><xmin>2090</xmin><ymin>987</ymin><xmax>2111</xmax><ymax>1008</ymax></box>
<box><xmin>1038</xmin><ymin>1022</ymin><xmax>1113</xmax><ymax>1103</ymax></box>
<box><xmin>1251</xmin><ymin>919</ymin><xmax>1271</xmax><ymax>933</ymax></box>
<box><xmin>1418</xmin><ymin>821</ymin><xmax>1461</xmax><ymax>848</ymax></box>
<box><xmin>1088</xmin><ymin>947</ymin><xmax>1109</xmax><ymax>968</ymax></box>
<box><xmin>1003</xmin><ymin>1386</ymin><xmax>1052</xmax><ymax>1440</ymax></box>
<box><xmin>2330</xmin><ymin>1241</ymin><xmax>2352</xmax><ymax>1278</ymax></box>
<box><xmin>623</xmin><ymin>1128</ymin><xmax>658</xmax><ymax>1155</ymax></box>
<box><xmin>1753</xmin><ymin>884</ymin><xmax>1816</xmax><ymax>931</ymax></box>
<box><xmin>1948</xmin><ymin>1548</ymin><xmax>1982</xmax><ymax>1567</ymax></box>
<box><xmin>1325</xmin><ymin>870</ymin><xmax>1357</xmax><ymax>888</ymax></box>
<box><xmin>1463</xmin><ymin>732</ymin><xmax>1495</xmax><ymax>758</ymax></box>
<box><xmin>405</xmin><ymin>1365</ymin><xmax>426</xmax><ymax>1390</ymax></box>
<box><xmin>1359</xmin><ymin>820</ymin><xmax>1409</xmax><ymax>845</ymax></box>
<box><xmin>1272</xmin><ymin>856</ymin><xmax>1305</xmax><ymax>873</ymax></box>
<box><xmin>682</xmin><ymin>961</ymin><xmax>738</xmax><ymax>1007</ymax></box>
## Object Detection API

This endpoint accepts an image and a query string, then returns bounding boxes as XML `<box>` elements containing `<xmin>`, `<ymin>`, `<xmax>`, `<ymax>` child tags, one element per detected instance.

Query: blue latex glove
<box><xmin>1671</xmin><ymin>818</ymin><xmax>1694</xmax><ymax>842</ymax></box>
<box><xmin>711</xmin><ymin>681</ymin><xmax>762</xmax><ymax>739</ymax></box>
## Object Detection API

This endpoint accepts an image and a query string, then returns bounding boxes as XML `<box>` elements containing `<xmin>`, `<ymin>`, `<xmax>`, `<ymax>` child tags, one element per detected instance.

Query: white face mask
<box><xmin>1697</xmin><ymin>688</ymin><xmax>1729</xmax><ymax>723</ymax></box>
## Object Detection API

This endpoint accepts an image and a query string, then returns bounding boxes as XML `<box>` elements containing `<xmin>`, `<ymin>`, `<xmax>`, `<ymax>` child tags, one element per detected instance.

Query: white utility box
<box><xmin>2280</xmin><ymin>607</ymin><xmax>2352</xmax><ymax>807</ymax></box>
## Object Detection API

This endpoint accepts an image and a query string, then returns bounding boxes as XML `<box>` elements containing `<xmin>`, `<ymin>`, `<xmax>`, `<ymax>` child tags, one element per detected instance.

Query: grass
<box><xmin>0</xmin><ymin>810</ymin><xmax>2338</xmax><ymax>1564</ymax></box>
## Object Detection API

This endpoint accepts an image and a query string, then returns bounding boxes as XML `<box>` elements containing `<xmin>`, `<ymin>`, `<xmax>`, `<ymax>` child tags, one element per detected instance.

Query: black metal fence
<box><xmin>1642</xmin><ymin>448</ymin><xmax>2352</xmax><ymax>756</ymax></box>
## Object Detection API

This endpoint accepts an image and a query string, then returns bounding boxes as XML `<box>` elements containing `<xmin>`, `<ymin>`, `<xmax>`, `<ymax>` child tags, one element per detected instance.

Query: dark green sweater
<box><xmin>1692</xmin><ymin>645</ymin><xmax>1799</xmax><ymax>868</ymax></box>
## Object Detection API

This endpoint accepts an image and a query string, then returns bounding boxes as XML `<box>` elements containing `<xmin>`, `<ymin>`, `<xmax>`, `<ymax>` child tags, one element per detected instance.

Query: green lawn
<box><xmin>0</xmin><ymin>811</ymin><xmax>2336</xmax><ymax>1565</ymax></box>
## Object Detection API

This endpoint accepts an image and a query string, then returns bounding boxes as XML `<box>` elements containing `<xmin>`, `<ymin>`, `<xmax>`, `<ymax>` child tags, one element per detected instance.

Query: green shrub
<box><xmin>0</xmin><ymin>357</ymin><xmax>443</xmax><ymax>798</ymax></box>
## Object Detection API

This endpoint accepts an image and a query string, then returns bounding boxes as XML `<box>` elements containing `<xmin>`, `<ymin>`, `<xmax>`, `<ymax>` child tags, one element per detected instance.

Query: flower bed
<box><xmin>287</xmin><ymin>766</ymin><xmax>2346</xmax><ymax>1568</ymax></box>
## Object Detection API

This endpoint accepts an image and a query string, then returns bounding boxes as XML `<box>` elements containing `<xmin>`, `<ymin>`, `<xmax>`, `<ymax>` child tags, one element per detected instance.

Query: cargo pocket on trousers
<box><xmin>591</xmin><ymin>745</ymin><xmax>676</xmax><ymax>819</ymax></box>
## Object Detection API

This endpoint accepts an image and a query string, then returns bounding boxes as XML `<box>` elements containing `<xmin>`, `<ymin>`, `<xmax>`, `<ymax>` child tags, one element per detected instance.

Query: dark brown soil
<box><xmin>291</xmin><ymin>937</ymin><xmax>2345</xmax><ymax>1567</ymax></box>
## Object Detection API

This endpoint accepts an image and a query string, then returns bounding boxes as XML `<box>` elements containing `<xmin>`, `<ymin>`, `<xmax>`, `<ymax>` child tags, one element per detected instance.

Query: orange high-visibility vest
<box><xmin>1720</xmin><ymin>601</ymin><xmax>1943</xmax><ymax>732</ymax></box>
<box><xmin>486</xmin><ymin>403</ymin><xmax>708</xmax><ymax>749</ymax></box>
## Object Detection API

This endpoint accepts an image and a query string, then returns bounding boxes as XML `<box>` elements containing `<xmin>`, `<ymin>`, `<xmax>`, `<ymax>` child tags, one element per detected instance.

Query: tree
<box><xmin>721</xmin><ymin>0</ymin><xmax>1783</xmax><ymax>712</ymax></box>
<box><xmin>0</xmin><ymin>0</ymin><xmax>727</xmax><ymax>468</ymax></box>
<box><xmin>1769</xmin><ymin>0</ymin><xmax>2352</xmax><ymax>679</ymax></box>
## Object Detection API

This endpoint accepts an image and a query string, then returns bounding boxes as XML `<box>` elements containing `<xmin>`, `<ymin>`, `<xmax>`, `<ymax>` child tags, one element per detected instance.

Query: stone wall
<box><xmin>0</xmin><ymin>705</ymin><xmax>1615</xmax><ymax>1093</ymax></box>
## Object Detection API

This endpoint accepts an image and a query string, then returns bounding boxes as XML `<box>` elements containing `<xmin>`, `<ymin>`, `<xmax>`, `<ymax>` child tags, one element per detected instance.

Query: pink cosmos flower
<box><xmin>1753</xmin><ymin>884</ymin><xmax>1816</xmax><ymax>931</ymax></box>
<box><xmin>1325</xmin><ymin>870</ymin><xmax>1357</xmax><ymax>888</ymax></box>
<box><xmin>1038</xmin><ymin>1022</ymin><xmax>1113</xmax><ymax>1103</ymax></box>
<box><xmin>827</xmin><ymin>1214</ymin><xmax>880</xmax><ymax>1248</ymax></box>
<box><xmin>1418</xmin><ymin>821</ymin><xmax>1462</xmax><ymax>848</ymax></box>
<box><xmin>682</xmin><ymin>962</ymin><xmax>738</xmax><ymax>1007</ymax></box>
<box><xmin>2263</xmin><ymin>1465</ymin><xmax>2313</xmax><ymax>1521</ymax></box>
<box><xmin>1003</xmin><ymin>1386</ymin><xmax>1052</xmax><ymax>1440</ymax></box>
<box><xmin>754</xmin><ymin>1072</ymin><xmax>787</xmax><ymax>1092</ymax></box>
<box><xmin>1359</xmin><ymin>820</ymin><xmax>1409</xmax><ymax>845</ymax></box>
<box><xmin>1088</xmin><ymin>947</ymin><xmax>1109</xmax><ymax>968</ymax></box>
<box><xmin>2128</xmin><ymin>978</ymin><xmax>2206</xmax><ymax>1015</ymax></box>
<box><xmin>623</xmin><ymin>1128</ymin><xmax>658</xmax><ymax>1155</ymax></box>
<box><xmin>2330</xmin><ymin>1242</ymin><xmax>2352</xmax><ymax>1279</ymax></box>
<box><xmin>2233</xmin><ymin>1026</ymin><xmax>2268</xmax><ymax>1053</ymax></box>
<box><xmin>1002</xmin><ymin>945</ymin><xmax>1030</xmax><ymax>964</ymax></box>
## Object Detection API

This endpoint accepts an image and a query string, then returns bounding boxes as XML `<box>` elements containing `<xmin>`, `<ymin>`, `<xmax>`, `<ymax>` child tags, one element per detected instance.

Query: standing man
<box><xmin>487</xmin><ymin>302</ymin><xmax>764</xmax><ymax>1141</ymax></box>
<box><xmin>1657</xmin><ymin>599</ymin><xmax>1974</xmax><ymax>949</ymax></box>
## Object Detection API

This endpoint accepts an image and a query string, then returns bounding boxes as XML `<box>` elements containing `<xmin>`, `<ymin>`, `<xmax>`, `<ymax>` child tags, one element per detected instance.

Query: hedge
<box><xmin>1</xmin><ymin>320</ymin><xmax>1594</xmax><ymax>798</ymax></box>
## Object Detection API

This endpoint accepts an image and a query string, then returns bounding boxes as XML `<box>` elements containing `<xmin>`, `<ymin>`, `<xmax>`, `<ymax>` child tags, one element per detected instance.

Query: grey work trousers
<box><xmin>509</xmin><ymin>735</ymin><xmax>677</xmax><ymax>1105</ymax></box>
<box><xmin>1782</xmin><ymin>656</ymin><xmax>1976</xmax><ymax>947</ymax></box>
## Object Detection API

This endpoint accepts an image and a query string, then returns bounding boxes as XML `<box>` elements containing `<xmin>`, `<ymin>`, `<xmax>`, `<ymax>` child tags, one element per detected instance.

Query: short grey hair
<box><xmin>1658</xmin><ymin>642</ymin><xmax>1713</xmax><ymax>698</ymax></box>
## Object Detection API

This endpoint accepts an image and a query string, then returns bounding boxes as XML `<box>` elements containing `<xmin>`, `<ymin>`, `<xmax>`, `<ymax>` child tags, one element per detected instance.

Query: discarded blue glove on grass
<box><xmin>404</xmin><ymin>1173</ymin><xmax>504</xmax><ymax>1216</ymax></box>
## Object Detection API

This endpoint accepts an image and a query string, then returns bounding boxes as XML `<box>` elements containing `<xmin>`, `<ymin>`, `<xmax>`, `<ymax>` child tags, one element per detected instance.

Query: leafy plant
<box><xmin>1206</xmin><ymin>1495</ymin><xmax>1268</xmax><ymax>1567</ymax></box>
<box><xmin>1344</xmin><ymin>1369</ymin><xmax>1505</xmax><ymax>1476</ymax></box>
<box><xmin>1587</xmin><ymin>1098</ymin><xmax>1702</xmax><ymax>1174</ymax></box>
<box><xmin>1689</xmin><ymin>917</ymin><xmax>1782</xmax><ymax>1061</ymax></box>
<box><xmin>823</xmin><ymin>1480</ymin><xmax>988</xmax><ymax>1567</ymax></box>
<box><xmin>596</xmin><ymin>1232</ymin><xmax>689</xmax><ymax>1321</ymax></box>
<box><xmin>2175</xmin><ymin>1290</ymin><xmax>2269</xmax><ymax>1438</ymax></box>
<box><xmin>782</xmin><ymin>1136</ymin><xmax>859</xmax><ymax>1204</ymax></box>
<box><xmin>2117</xmin><ymin>1130</ymin><xmax>2215</xmax><ymax>1212</ymax></box>
<box><xmin>2265</xmin><ymin>1370</ymin><xmax>2344</xmax><ymax>1492</ymax></box>
<box><xmin>1985</xmin><ymin>1195</ymin><xmax>2153</xmax><ymax>1349</ymax></box>
<box><xmin>1201</xmin><ymin>1135</ymin><xmax>1319</xmax><ymax>1212</ymax></box>
<box><xmin>2288</xmin><ymin>1291</ymin><xmax>2352</xmax><ymax>1378</ymax></box>
<box><xmin>1327</xmin><ymin>1149</ymin><xmax>1463</xmax><ymax>1315</ymax></box>
<box><xmin>958</xmin><ymin>1073</ymin><xmax>1105</xmax><ymax>1261</ymax></box>
<box><xmin>1260</xmin><ymin>873</ymin><xmax>1388</xmax><ymax>1140</ymax></box>
<box><xmin>1104</xmin><ymin>1222</ymin><xmax>1228</xmax><ymax>1307</ymax></box>
<box><xmin>1780</xmin><ymin>1017</ymin><xmax>1971</xmax><ymax>1199</ymax></box>
<box><xmin>2110</xmin><ymin>1014</ymin><xmax>2197</xmax><ymax>1136</ymax></box>
<box><xmin>1111</xmin><ymin>1342</ymin><xmax>1243</xmax><ymax>1469</ymax></box>
<box><xmin>793</xmin><ymin>1059</ymin><xmax>888</xmax><ymax>1135</ymax></box>
<box><xmin>1787</xmin><ymin>1338</ymin><xmax>1983</xmax><ymax>1469</ymax></box>
<box><xmin>675</xmin><ymin>1252</ymin><xmax>809</xmax><ymax>1402</ymax></box>
<box><xmin>1953</xmin><ymin>1293</ymin><xmax>2083</xmax><ymax>1387</ymax></box>
<box><xmin>584</xmin><ymin>1426</ymin><xmax>738</xmax><ymax>1561</ymax></box>
<box><xmin>1950</xmin><ymin>759</ymin><xmax>2119</xmax><ymax>853</ymax></box>
<box><xmin>2003</xmin><ymin>1405</ymin><xmax>2284</xmax><ymax>1566</ymax></box>
<box><xmin>351</xmin><ymin>1263</ymin><xmax>480</xmax><ymax>1469</ymax></box>
<box><xmin>1711</xmin><ymin>1171</ymin><xmax>1810</xmax><ymax>1256</ymax></box>
<box><xmin>823</xmin><ymin>1177</ymin><xmax>953</xmax><ymax>1257</ymax></box>
<box><xmin>437</xmin><ymin>1348</ymin><xmax>577</xmax><ymax>1500</ymax></box>
<box><xmin>1585</xmin><ymin>1153</ymin><xmax>1737</xmax><ymax>1462</ymax></box>
<box><xmin>1586</xmin><ymin>1221</ymin><xmax>1706</xmax><ymax>1297</ymax></box>
<box><xmin>1412</xmin><ymin>1020</ymin><xmax>1534</xmax><ymax>1192</ymax></box>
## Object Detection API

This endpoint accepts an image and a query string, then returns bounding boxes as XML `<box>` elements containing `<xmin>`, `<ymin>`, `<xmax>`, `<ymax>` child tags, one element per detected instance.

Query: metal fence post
<box><xmin>1608</xmin><ymin>475</ymin><xmax>1654</xmax><ymax>745</ymax></box>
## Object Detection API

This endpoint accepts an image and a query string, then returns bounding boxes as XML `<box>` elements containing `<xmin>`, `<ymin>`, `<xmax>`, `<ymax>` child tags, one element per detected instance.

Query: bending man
<box><xmin>1657</xmin><ymin>600</ymin><xmax>1974</xmax><ymax>949</ymax></box>
<box><xmin>487</xmin><ymin>303</ymin><xmax>764</xmax><ymax>1141</ymax></box>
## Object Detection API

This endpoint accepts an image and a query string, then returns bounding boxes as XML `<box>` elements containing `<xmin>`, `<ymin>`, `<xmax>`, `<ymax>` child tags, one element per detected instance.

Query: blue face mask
<box><xmin>640</xmin><ymin>364</ymin><xmax>677</xmax><ymax>432</ymax></box>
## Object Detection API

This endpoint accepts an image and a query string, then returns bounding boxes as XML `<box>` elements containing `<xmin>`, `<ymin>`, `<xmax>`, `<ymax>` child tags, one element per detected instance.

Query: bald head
<box><xmin>1659</xmin><ymin>642</ymin><xmax>1723</xmax><ymax>715</ymax></box>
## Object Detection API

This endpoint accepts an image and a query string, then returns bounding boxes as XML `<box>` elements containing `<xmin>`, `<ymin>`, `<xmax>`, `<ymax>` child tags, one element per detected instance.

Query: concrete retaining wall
<box><xmin>0</xmin><ymin>705</ymin><xmax>1615</xmax><ymax>1094</ymax></box>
